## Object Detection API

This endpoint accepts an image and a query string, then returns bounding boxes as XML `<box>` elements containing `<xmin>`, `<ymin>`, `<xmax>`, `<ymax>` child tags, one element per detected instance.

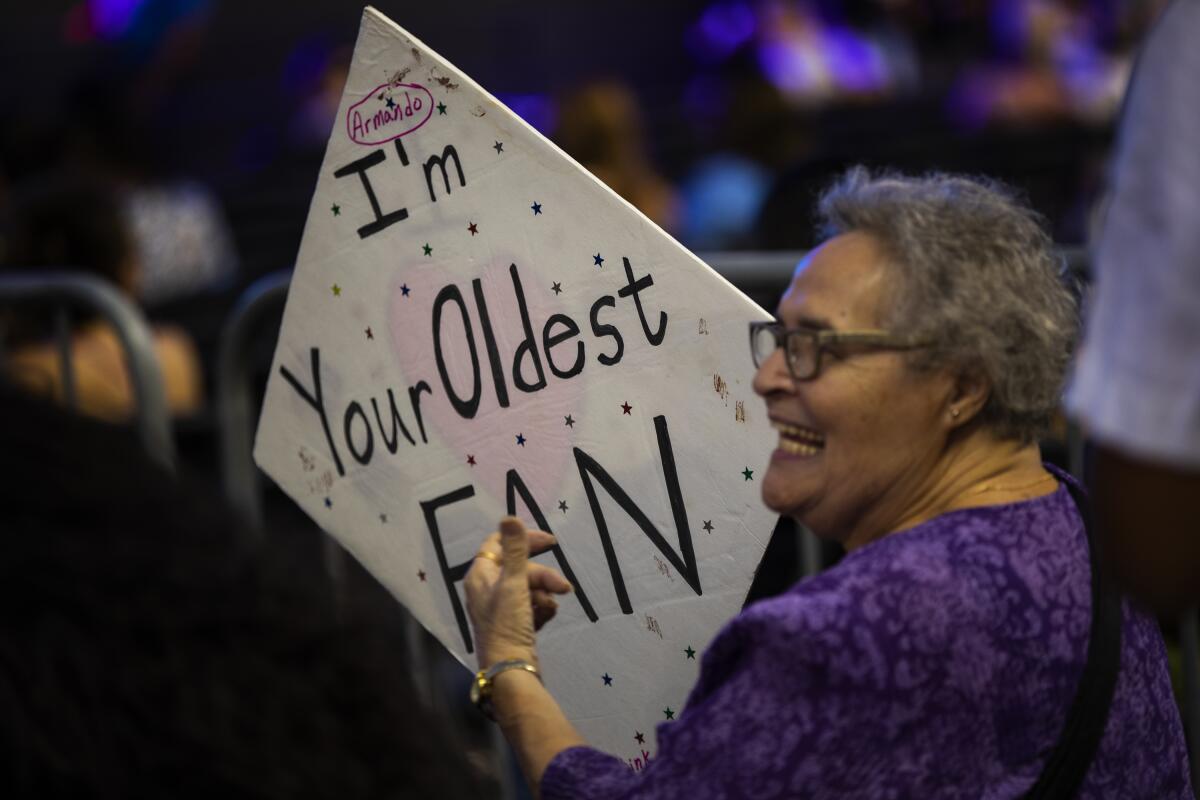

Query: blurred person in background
<box><xmin>1067</xmin><ymin>0</ymin><xmax>1200</xmax><ymax>615</ymax></box>
<box><xmin>1</xmin><ymin>172</ymin><xmax>204</xmax><ymax>420</ymax></box>
<box><xmin>554</xmin><ymin>80</ymin><xmax>682</xmax><ymax>234</ymax></box>
<box><xmin>0</xmin><ymin>378</ymin><xmax>491</xmax><ymax>798</ymax></box>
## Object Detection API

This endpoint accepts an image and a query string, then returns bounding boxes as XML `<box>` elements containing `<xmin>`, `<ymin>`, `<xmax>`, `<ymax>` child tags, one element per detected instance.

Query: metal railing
<box><xmin>0</xmin><ymin>271</ymin><xmax>176</xmax><ymax>470</ymax></box>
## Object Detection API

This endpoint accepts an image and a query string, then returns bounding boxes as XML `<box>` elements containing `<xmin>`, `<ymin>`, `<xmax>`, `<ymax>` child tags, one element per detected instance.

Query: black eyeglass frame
<box><xmin>749</xmin><ymin>320</ymin><xmax>929</xmax><ymax>381</ymax></box>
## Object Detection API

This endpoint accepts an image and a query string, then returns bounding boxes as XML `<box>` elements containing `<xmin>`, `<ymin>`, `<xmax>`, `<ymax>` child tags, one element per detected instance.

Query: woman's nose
<box><xmin>752</xmin><ymin>346</ymin><xmax>794</xmax><ymax>398</ymax></box>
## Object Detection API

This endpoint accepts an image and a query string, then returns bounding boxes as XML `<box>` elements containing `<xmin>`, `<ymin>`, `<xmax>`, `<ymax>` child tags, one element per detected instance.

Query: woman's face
<box><xmin>752</xmin><ymin>232</ymin><xmax>956</xmax><ymax>548</ymax></box>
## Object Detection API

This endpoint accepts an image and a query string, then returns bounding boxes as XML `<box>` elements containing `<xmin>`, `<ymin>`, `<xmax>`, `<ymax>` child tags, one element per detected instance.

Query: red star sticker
<box><xmin>418</xmin><ymin>570</ymin><xmax>427</xmax><ymax>581</ymax></box>
<box><xmin>365</xmin><ymin>327</ymin><xmax>374</xmax><ymax>340</ymax></box>
<box><xmin>621</xmin><ymin>401</ymin><xmax>633</xmax><ymax>415</ymax></box>
<box><xmin>467</xmin><ymin>454</ymin><xmax>476</xmax><ymax>466</ymax></box>
<box><xmin>467</xmin><ymin>221</ymin><xmax>479</xmax><ymax>235</ymax></box>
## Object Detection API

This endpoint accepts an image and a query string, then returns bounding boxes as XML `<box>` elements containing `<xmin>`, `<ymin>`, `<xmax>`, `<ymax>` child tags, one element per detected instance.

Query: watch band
<box><xmin>470</xmin><ymin>658</ymin><xmax>541</xmax><ymax>720</ymax></box>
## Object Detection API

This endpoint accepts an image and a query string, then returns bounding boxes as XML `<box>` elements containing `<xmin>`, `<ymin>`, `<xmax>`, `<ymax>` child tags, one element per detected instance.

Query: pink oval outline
<box><xmin>346</xmin><ymin>82</ymin><xmax>434</xmax><ymax>146</ymax></box>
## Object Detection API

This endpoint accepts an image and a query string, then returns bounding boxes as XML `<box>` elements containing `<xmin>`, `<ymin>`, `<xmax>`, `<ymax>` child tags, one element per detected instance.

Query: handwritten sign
<box><xmin>254</xmin><ymin>5</ymin><xmax>777</xmax><ymax>761</ymax></box>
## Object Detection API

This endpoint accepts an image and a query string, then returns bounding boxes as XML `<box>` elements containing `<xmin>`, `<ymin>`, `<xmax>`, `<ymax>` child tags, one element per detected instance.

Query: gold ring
<box><xmin>475</xmin><ymin>550</ymin><xmax>502</xmax><ymax>565</ymax></box>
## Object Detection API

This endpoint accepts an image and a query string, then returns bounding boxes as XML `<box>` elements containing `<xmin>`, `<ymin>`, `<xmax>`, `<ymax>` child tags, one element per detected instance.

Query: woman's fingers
<box><xmin>531</xmin><ymin>589</ymin><xmax>559</xmax><ymax>630</ymax></box>
<box><xmin>528</xmin><ymin>529</ymin><xmax>558</xmax><ymax>556</ymax></box>
<box><xmin>528</xmin><ymin>561</ymin><xmax>573</xmax><ymax>594</ymax></box>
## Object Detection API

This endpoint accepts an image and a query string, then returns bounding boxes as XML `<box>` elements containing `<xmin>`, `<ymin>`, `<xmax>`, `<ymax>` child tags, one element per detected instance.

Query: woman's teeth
<box><xmin>771</xmin><ymin>421</ymin><xmax>824</xmax><ymax>457</ymax></box>
<box><xmin>772</xmin><ymin>421</ymin><xmax>824</xmax><ymax>443</ymax></box>
<box><xmin>778</xmin><ymin>437</ymin><xmax>821</xmax><ymax>456</ymax></box>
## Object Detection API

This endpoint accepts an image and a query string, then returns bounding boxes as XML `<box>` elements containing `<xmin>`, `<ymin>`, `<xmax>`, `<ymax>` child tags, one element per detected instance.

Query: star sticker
<box><xmin>401</xmin><ymin>284</ymin><xmax>410</xmax><ymax>297</ymax></box>
<box><xmin>593</xmin><ymin>252</ymin><xmax>604</xmax><ymax>267</ymax></box>
<box><xmin>418</xmin><ymin>569</ymin><xmax>427</xmax><ymax>581</ymax></box>
<box><xmin>467</xmin><ymin>454</ymin><xmax>476</xmax><ymax>466</ymax></box>
<box><xmin>437</xmin><ymin>101</ymin><xmax>447</xmax><ymax>115</ymax></box>
<box><xmin>493</xmin><ymin>140</ymin><xmax>504</xmax><ymax>154</ymax></box>
<box><xmin>743</xmin><ymin>467</ymin><xmax>754</xmax><ymax>481</ymax></box>
<box><xmin>531</xmin><ymin>201</ymin><xmax>542</xmax><ymax>215</ymax></box>
<box><xmin>602</xmin><ymin>673</ymin><xmax>613</xmax><ymax>687</ymax></box>
<box><xmin>422</xmin><ymin>243</ymin><xmax>432</xmax><ymax>256</ymax></box>
<box><xmin>621</xmin><ymin>401</ymin><xmax>633</xmax><ymax>415</ymax></box>
<box><xmin>379</xmin><ymin>513</ymin><xmax>388</xmax><ymax>523</ymax></box>
<box><xmin>564</xmin><ymin>414</ymin><xmax>575</xmax><ymax>428</ymax></box>
<box><xmin>663</xmin><ymin>707</ymin><xmax>675</xmax><ymax>720</ymax></box>
<box><xmin>386</xmin><ymin>96</ymin><xmax>396</xmax><ymax>109</ymax></box>
<box><xmin>634</xmin><ymin>731</ymin><xmax>645</xmax><ymax>745</ymax></box>
<box><xmin>558</xmin><ymin>500</ymin><xmax>568</xmax><ymax>513</ymax></box>
<box><xmin>331</xmin><ymin>284</ymin><xmax>341</xmax><ymax>297</ymax></box>
<box><xmin>551</xmin><ymin>281</ymin><xmax>562</xmax><ymax>295</ymax></box>
<box><xmin>516</xmin><ymin>433</ymin><xmax>526</xmax><ymax>446</ymax></box>
<box><xmin>324</xmin><ymin>497</ymin><xmax>332</xmax><ymax>508</ymax></box>
<box><xmin>684</xmin><ymin>646</ymin><xmax>696</xmax><ymax>660</ymax></box>
<box><xmin>468</xmin><ymin>221</ymin><xmax>478</xmax><ymax>235</ymax></box>
<box><xmin>331</xmin><ymin>203</ymin><xmax>341</xmax><ymax>216</ymax></box>
<box><xmin>365</xmin><ymin>327</ymin><xmax>373</xmax><ymax>340</ymax></box>
<box><xmin>703</xmin><ymin>520</ymin><xmax>714</xmax><ymax>533</ymax></box>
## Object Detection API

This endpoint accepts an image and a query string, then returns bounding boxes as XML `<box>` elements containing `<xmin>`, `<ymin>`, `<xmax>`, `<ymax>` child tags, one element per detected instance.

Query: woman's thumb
<box><xmin>498</xmin><ymin>516</ymin><xmax>529</xmax><ymax>574</ymax></box>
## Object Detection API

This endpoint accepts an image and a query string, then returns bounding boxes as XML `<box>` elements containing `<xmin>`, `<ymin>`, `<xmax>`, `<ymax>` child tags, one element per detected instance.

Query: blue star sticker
<box><xmin>324</xmin><ymin>497</ymin><xmax>332</xmax><ymax>508</ymax></box>
<box><xmin>401</xmin><ymin>284</ymin><xmax>410</xmax><ymax>297</ymax></box>
<box><xmin>593</xmin><ymin>252</ymin><xmax>604</xmax><ymax>267</ymax></box>
<box><xmin>602</xmin><ymin>673</ymin><xmax>613</xmax><ymax>686</ymax></box>
<box><xmin>516</xmin><ymin>433</ymin><xmax>526</xmax><ymax>446</ymax></box>
<box><xmin>386</xmin><ymin>96</ymin><xmax>396</xmax><ymax>109</ymax></box>
<box><xmin>531</xmin><ymin>201</ymin><xmax>542</xmax><ymax>215</ymax></box>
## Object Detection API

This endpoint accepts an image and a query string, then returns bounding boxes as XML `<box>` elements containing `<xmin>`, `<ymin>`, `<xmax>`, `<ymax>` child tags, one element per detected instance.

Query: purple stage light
<box><xmin>687</xmin><ymin>1</ymin><xmax>757</xmax><ymax>63</ymax></box>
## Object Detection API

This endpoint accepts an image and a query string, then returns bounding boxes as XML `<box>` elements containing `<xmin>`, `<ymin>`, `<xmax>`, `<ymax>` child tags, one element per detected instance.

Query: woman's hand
<box><xmin>465</xmin><ymin>516</ymin><xmax>573</xmax><ymax>670</ymax></box>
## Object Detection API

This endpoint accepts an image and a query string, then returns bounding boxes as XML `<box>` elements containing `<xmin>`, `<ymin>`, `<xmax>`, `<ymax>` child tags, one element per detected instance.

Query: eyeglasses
<box><xmin>749</xmin><ymin>321</ymin><xmax>928</xmax><ymax>381</ymax></box>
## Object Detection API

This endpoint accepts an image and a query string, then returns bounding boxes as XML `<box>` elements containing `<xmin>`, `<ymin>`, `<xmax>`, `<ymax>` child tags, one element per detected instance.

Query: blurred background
<box><xmin>0</xmin><ymin>1</ymin><xmax>1184</xmax><ymax>796</ymax></box>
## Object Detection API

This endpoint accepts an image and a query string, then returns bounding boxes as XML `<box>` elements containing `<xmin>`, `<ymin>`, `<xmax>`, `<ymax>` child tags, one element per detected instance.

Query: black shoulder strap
<box><xmin>1023</xmin><ymin>478</ymin><xmax>1123</xmax><ymax>799</ymax></box>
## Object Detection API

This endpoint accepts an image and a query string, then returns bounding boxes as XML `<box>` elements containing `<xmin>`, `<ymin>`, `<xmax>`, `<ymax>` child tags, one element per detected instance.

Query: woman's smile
<box><xmin>771</xmin><ymin>418</ymin><xmax>825</xmax><ymax>458</ymax></box>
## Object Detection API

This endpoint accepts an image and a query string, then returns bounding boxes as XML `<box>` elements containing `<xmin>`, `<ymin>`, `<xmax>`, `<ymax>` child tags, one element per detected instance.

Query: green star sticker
<box><xmin>331</xmin><ymin>284</ymin><xmax>341</xmax><ymax>297</ymax></box>
<box><xmin>422</xmin><ymin>243</ymin><xmax>432</xmax><ymax>256</ymax></box>
<box><xmin>331</xmin><ymin>203</ymin><xmax>341</xmax><ymax>216</ymax></box>
<box><xmin>663</xmin><ymin>707</ymin><xmax>675</xmax><ymax>720</ymax></box>
<box><xmin>742</xmin><ymin>467</ymin><xmax>754</xmax><ymax>481</ymax></box>
<box><xmin>684</xmin><ymin>646</ymin><xmax>696</xmax><ymax>660</ymax></box>
<box><xmin>437</xmin><ymin>101</ymin><xmax>447</xmax><ymax>115</ymax></box>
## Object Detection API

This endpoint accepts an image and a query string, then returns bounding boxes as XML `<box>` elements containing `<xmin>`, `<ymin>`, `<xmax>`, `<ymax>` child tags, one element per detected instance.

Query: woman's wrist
<box><xmin>479</xmin><ymin>646</ymin><xmax>539</xmax><ymax>672</ymax></box>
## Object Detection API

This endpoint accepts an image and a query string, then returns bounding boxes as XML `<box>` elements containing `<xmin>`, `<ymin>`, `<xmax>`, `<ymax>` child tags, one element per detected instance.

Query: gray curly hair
<box><xmin>817</xmin><ymin>168</ymin><xmax>1079</xmax><ymax>443</ymax></box>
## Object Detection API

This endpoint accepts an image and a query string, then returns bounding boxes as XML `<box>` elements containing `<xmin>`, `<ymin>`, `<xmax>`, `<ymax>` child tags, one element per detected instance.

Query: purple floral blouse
<box><xmin>542</xmin><ymin>477</ymin><xmax>1192</xmax><ymax>799</ymax></box>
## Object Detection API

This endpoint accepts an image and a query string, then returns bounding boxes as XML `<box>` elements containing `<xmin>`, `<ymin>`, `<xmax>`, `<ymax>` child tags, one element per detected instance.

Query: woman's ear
<box><xmin>944</xmin><ymin>367</ymin><xmax>990</xmax><ymax>428</ymax></box>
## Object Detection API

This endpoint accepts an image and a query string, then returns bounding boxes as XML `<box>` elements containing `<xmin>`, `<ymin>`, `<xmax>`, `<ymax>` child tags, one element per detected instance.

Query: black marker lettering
<box><xmin>423</xmin><ymin>144</ymin><xmax>466</xmax><ymax>202</ymax></box>
<box><xmin>505</xmin><ymin>469</ymin><xmax>598</xmax><ymax>623</ymax></box>
<box><xmin>508</xmin><ymin>263</ymin><xmax>547</xmax><ymax>393</ymax></box>
<box><xmin>421</xmin><ymin>485</ymin><xmax>477</xmax><ymax>652</ymax></box>
<box><xmin>542</xmin><ymin>313</ymin><xmax>585</xmax><ymax>379</ymax></box>
<box><xmin>407</xmin><ymin>380</ymin><xmax>432</xmax><ymax>444</ymax></box>
<box><xmin>343</xmin><ymin>400</ymin><xmax>374</xmax><ymax>465</ymax></box>
<box><xmin>371</xmin><ymin>389</ymin><xmax>416</xmax><ymax>453</ymax></box>
<box><xmin>472</xmin><ymin>277</ymin><xmax>510</xmax><ymax>408</ymax></box>
<box><xmin>618</xmin><ymin>257</ymin><xmax>667</xmax><ymax>346</ymax></box>
<box><xmin>332</xmin><ymin>149</ymin><xmax>408</xmax><ymax>239</ymax></box>
<box><xmin>432</xmin><ymin>285</ymin><xmax>482</xmax><ymax>419</ymax></box>
<box><xmin>589</xmin><ymin>295</ymin><xmax>624</xmax><ymax>366</ymax></box>
<box><xmin>574</xmin><ymin>414</ymin><xmax>700</xmax><ymax>614</ymax></box>
<box><xmin>279</xmin><ymin>347</ymin><xmax>345</xmax><ymax>477</ymax></box>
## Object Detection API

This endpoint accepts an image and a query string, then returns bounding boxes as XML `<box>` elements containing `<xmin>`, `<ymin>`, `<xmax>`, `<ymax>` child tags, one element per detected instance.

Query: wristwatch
<box><xmin>470</xmin><ymin>658</ymin><xmax>541</xmax><ymax>720</ymax></box>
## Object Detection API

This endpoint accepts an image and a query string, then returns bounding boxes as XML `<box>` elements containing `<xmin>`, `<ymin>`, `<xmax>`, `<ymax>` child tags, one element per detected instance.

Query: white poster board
<box><xmin>254</xmin><ymin>5</ymin><xmax>777</xmax><ymax>765</ymax></box>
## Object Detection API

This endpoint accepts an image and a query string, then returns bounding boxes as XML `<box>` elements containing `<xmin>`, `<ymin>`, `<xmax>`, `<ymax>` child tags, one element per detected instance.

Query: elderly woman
<box><xmin>464</xmin><ymin>170</ymin><xmax>1192</xmax><ymax>798</ymax></box>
